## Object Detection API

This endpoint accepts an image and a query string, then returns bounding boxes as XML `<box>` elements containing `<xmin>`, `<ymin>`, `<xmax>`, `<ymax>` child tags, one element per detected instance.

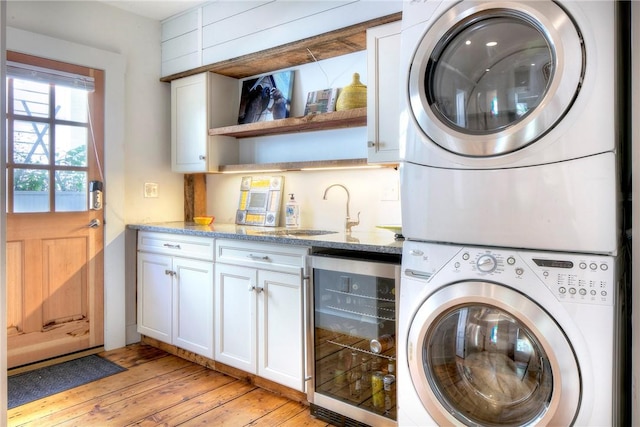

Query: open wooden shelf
<box><xmin>209</xmin><ymin>107</ymin><xmax>367</xmax><ymax>139</ymax></box>
<box><xmin>216</xmin><ymin>158</ymin><xmax>374</xmax><ymax>173</ymax></box>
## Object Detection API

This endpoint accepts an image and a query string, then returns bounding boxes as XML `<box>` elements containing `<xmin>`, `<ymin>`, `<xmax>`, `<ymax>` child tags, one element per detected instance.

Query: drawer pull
<box><xmin>165</xmin><ymin>269</ymin><xmax>176</xmax><ymax>276</ymax></box>
<box><xmin>247</xmin><ymin>254</ymin><xmax>269</xmax><ymax>261</ymax></box>
<box><xmin>163</xmin><ymin>243</ymin><xmax>181</xmax><ymax>250</ymax></box>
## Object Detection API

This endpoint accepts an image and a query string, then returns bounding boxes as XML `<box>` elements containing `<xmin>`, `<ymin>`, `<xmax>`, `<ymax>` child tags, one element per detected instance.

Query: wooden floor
<box><xmin>7</xmin><ymin>343</ymin><xmax>331</xmax><ymax>427</ymax></box>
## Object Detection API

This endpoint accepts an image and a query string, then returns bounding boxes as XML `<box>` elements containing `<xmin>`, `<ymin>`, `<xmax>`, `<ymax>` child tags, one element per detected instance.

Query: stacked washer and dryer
<box><xmin>397</xmin><ymin>1</ymin><xmax>626</xmax><ymax>426</ymax></box>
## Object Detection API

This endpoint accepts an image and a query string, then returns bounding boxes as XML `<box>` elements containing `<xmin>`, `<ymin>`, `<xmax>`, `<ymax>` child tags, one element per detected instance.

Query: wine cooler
<box><xmin>308</xmin><ymin>249</ymin><xmax>400</xmax><ymax>427</ymax></box>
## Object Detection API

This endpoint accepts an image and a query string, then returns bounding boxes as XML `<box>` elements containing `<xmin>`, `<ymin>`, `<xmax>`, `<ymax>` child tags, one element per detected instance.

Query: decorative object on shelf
<box><xmin>193</xmin><ymin>216</ymin><xmax>215</xmax><ymax>225</ymax></box>
<box><xmin>236</xmin><ymin>176</ymin><xmax>284</xmax><ymax>226</ymax></box>
<box><xmin>304</xmin><ymin>88</ymin><xmax>339</xmax><ymax>115</ymax></box>
<box><xmin>238</xmin><ymin>71</ymin><xmax>294</xmax><ymax>124</ymax></box>
<box><xmin>336</xmin><ymin>73</ymin><xmax>367</xmax><ymax>111</ymax></box>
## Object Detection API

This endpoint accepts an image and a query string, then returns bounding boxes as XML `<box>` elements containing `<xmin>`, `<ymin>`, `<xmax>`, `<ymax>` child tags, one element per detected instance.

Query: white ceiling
<box><xmin>101</xmin><ymin>0</ymin><xmax>207</xmax><ymax>21</ymax></box>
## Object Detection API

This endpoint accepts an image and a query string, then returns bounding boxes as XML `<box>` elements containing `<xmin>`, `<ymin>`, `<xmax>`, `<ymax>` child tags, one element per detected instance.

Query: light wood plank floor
<box><xmin>8</xmin><ymin>343</ymin><xmax>331</xmax><ymax>427</ymax></box>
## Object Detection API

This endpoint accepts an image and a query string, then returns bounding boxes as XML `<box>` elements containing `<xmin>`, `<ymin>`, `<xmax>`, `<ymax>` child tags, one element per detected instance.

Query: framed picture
<box><xmin>238</xmin><ymin>71</ymin><xmax>294</xmax><ymax>124</ymax></box>
<box><xmin>304</xmin><ymin>88</ymin><xmax>339</xmax><ymax>115</ymax></box>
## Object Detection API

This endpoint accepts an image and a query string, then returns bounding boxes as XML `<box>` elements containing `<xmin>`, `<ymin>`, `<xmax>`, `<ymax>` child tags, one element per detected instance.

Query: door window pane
<box><xmin>13</xmin><ymin>120</ymin><xmax>50</xmax><ymax>165</ymax></box>
<box><xmin>7</xmin><ymin>70</ymin><xmax>93</xmax><ymax>214</ymax></box>
<box><xmin>55</xmin><ymin>125</ymin><xmax>88</xmax><ymax>166</ymax></box>
<box><xmin>55</xmin><ymin>85</ymin><xmax>88</xmax><ymax>122</ymax></box>
<box><xmin>13</xmin><ymin>168</ymin><xmax>50</xmax><ymax>213</ymax></box>
<box><xmin>13</xmin><ymin>79</ymin><xmax>49</xmax><ymax>118</ymax></box>
<box><xmin>55</xmin><ymin>170</ymin><xmax>87</xmax><ymax>212</ymax></box>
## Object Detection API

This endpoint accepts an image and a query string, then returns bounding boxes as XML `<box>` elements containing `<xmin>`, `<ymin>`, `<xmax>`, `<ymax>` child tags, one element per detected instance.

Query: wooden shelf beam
<box><xmin>209</xmin><ymin>107</ymin><xmax>367</xmax><ymax>138</ymax></box>
<box><xmin>160</xmin><ymin>13</ymin><xmax>402</xmax><ymax>82</ymax></box>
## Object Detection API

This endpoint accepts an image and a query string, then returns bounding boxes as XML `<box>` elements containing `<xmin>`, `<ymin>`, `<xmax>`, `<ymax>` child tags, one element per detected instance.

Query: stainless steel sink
<box><xmin>256</xmin><ymin>229</ymin><xmax>337</xmax><ymax>237</ymax></box>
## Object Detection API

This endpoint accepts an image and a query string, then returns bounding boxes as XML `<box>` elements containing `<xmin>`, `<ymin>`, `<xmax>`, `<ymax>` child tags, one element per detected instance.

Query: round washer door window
<box><xmin>407</xmin><ymin>282</ymin><xmax>580</xmax><ymax>426</ymax></box>
<box><xmin>409</xmin><ymin>1</ymin><xmax>583</xmax><ymax>156</ymax></box>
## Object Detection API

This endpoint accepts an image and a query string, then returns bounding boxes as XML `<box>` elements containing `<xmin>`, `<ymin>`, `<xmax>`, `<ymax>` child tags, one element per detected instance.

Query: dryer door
<box><xmin>407</xmin><ymin>281</ymin><xmax>580</xmax><ymax>426</ymax></box>
<box><xmin>408</xmin><ymin>1</ymin><xmax>583</xmax><ymax>156</ymax></box>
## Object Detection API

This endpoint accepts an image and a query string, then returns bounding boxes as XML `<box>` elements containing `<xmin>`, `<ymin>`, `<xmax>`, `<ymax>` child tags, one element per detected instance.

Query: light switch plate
<box><xmin>144</xmin><ymin>182</ymin><xmax>158</xmax><ymax>198</ymax></box>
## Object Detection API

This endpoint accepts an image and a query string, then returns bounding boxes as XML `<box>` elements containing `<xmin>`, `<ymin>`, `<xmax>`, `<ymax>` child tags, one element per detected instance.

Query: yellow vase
<box><xmin>336</xmin><ymin>73</ymin><xmax>367</xmax><ymax>111</ymax></box>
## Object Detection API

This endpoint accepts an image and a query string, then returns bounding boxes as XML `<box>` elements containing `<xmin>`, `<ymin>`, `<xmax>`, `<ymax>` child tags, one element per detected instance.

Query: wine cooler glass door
<box><xmin>310</xmin><ymin>254</ymin><xmax>399</xmax><ymax>422</ymax></box>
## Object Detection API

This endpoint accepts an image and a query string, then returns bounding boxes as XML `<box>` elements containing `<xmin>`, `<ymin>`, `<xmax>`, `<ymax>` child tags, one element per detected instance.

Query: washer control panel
<box><xmin>402</xmin><ymin>242</ymin><xmax>617</xmax><ymax>306</ymax></box>
<box><xmin>524</xmin><ymin>253</ymin><xmax>616</xmax><ymax>306</ymax></box>
<box><xmin>456</xmin><ymin>248</ymin><xmax>616</xmax><ymax>306</ymax></box>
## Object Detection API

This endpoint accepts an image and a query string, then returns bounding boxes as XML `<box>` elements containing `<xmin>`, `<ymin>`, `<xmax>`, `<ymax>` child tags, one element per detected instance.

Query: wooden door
<box><xmin>5</xmin><ymin>52</ymin><xmax>105</xmax><ymax>368</ymax></box>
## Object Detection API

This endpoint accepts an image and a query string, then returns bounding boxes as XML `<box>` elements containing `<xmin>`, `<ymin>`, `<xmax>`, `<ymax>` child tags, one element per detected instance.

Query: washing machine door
<box><xmin>407</xmin><ymin>281</ymin><xmax>580</xmax><ymax>426</ymax></box>
<box><xmin>408</xmin><ymin>1</ymin><xmax>583</xmax><ymax>156</ymax></box>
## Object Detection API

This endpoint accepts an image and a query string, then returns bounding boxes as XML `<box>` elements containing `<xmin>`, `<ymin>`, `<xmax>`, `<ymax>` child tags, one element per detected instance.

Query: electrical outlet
<box><xmin>144</xmin><ymin>182</ymin><xmax>159</xmax><ymax>198</ymax></box>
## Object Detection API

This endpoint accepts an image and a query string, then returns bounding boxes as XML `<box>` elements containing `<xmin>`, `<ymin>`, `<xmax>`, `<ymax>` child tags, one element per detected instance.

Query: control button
<box><xmin>600</xmin><ymin>263</ymin><xmax>608</xmax><ymax>271</ymax></box>
<box><xmin>601</xmin><ymin>291</ymin><xmax>608</xmax><ymax>297</ymax></box>
<box><xmin>462</xmin><ymin>253</ymin><xmax>470</xmax><ymax>261</ymax></box>
<box><xmin>569</xmin><ymin>288</ymin><xmax>577</xmax><ymax>295</ymax></box>
<box><xmin>515</xmin><ymin>267</ymin><xmax>524</xmax><ymax>276</ymax></box>
<box><xmin>590</xmin><ymin>290</ymin><xmax>597</xmax><ymax>296</ymax></box>
<box><xmin>589</xmin><ymin>263</ymin><xmax>597</xmax><ymax>270</ymax></box>
<box><xmin>579</xmin><ymin>262</ymin><xmax>587</xmax><ymax>270</ymax></box>
<box><xmin>507</xmin><ymin>257</ymin><xmax>516</xmax><ymax>265</ymax></box>
<box><xmin>454</xmin><ymin>262</ymin><xmax>461</xmax><ymax>269</ymax></box>
<box><xmin>543</xmin><ymin>271</ymin><xmax>549</xmax><ymax>277</ymax></box>
<box><xmin>559</xmin><ymin>287</ymin><xmax>566</xmax><ymax>294</ymax></box>
<box><xmin>579</xmin><ymin>289</ymin><xmax>587</xmax><ymax>296</ymax></box>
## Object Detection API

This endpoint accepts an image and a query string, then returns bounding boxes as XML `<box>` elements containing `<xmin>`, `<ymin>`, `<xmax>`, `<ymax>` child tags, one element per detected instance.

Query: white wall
<box><xmin>209</xmin><ymin>50</ymin><xmax>402</xmax><ymax>229</ymax></box>
<box><xmin>207</xmin><ymin>167</ymin><xmax>401</xmax><ymax>231</ymax></box>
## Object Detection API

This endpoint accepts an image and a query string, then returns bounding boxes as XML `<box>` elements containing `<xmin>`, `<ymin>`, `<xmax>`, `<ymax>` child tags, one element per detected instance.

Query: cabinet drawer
<box><xmin>138</xmin><ymin>231</ymin><xmax>214</xmax><ymax>261</ymax></box>
<box><xmin>216</xmin><ymin>239</ymin><xmax>308</xmax><ymax>270</ymax></box>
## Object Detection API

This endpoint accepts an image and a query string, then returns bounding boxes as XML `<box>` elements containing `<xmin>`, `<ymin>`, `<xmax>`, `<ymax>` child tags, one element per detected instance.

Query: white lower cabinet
<box><xmin>215</xmin><ymin>239</ymin><xmax>309</xmax><ymax>391</ymax></box>
<box><xmin>137</xmin><ymin>232</ymin><xmax>214</xmax><ymax>358</ymax></box>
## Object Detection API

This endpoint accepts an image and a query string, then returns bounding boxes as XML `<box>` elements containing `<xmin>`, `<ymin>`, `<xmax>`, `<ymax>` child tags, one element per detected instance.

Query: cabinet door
<box><xmin>367</xmin><ymin>21</ymin><xmax>402</xmax><ymax>164</ymax></box>
<box><xmin>171</xmin><ymin>73</ymin><xmax>208</xmax><ymax>172</ymax></box>
<box><xmin>173</xmin><ymin>258</ymin><xmax>214</xmax><ymax>358</ymax></box>
<box><xmin>258</xmin><ymin>269</ymin><xmax>305</xmax><ymax>391</ymax></box>
<box><xmin>137</xmin><ymin>252</ymin><xmax>173</xmax><ymax>343</ymax></box>
<box><xmin>215</xmin><ymin>263</ymin><xmax>256</xmax><ymax>372</ymax></box>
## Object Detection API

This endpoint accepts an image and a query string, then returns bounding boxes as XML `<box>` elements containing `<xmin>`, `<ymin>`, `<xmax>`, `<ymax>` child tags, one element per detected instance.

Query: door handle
<box><xmin>87</xmin><ymin>219</ymin><xmax>101</xmax><ymax>228</ymax></box>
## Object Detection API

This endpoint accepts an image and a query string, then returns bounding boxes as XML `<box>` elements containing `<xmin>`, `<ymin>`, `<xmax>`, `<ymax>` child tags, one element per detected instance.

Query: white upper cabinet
<box><xmin>171</xmin><ymin>72</ymin><xmax>239</xmax><ymax>172</ymax></box>
<box><xmin>367</xmin><ymin>20</ymin><xmax>401</xmax><ymax>164</ymax></box>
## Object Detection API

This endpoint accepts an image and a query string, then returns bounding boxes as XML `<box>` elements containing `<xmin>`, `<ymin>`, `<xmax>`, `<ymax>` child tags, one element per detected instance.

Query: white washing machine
<box><xmin>399</xmin><ymin>0</ymin><xmax>621</xmax><ymax>254</ymax></box>
<box><xmin>397</xmin><ymin>240</ymin><xmax>623</xmax><ymax>426</ymax></box>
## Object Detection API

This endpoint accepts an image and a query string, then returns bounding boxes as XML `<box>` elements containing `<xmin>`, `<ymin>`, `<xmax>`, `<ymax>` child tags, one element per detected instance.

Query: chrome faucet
<box><xmin>322</xmin><ymin>184</ymin><xmax>360</xmax><ymax>233</ymax></box>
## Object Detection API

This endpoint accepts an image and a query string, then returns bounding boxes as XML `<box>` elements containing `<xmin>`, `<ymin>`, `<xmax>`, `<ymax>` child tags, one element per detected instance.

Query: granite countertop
<box><xmin>128</xmin><ymin>221</ymin><xmax>403</xmax><ymax>255</ymax></box>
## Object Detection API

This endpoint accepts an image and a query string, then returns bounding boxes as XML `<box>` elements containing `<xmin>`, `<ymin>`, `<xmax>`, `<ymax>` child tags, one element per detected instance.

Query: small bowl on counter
<box><xmin>193</xmin><ymin>216</ymin><xmax>215</xmax><ymax>225</ymax></box>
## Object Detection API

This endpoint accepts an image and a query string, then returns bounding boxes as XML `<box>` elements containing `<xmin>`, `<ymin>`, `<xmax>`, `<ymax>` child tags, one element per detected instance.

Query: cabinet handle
<box><xmin>248</xmin><ymin>285</ymin><xmax>256</xmax><ymax>292</ymax></box>
<box><xmin>199</xmin><ymin>155</ymin><xmax>206</xmax><ymax>160</ymax></box>
<box><xmin>247</xmin><ymin>254</ymin><xmax>269</xmax><ymax>261</ymax></box>
<box><xmin>163</xmin><ymin>243</ymin><xmax>181</xmax><ymax>250</ymax></box>
<box><xmin>255</xmin><ymin>287</ymin><xmax>264</xmax><ymax>293</ymax></box>
<box><xmin>367</xmin><ymin>140</ymin><xmax>376</xmax><ymax>148</ymax></box>
<box><xmin>165</xmin><ymin>269</ymin><xmax>176</xmax><ymax>276</ymax></box>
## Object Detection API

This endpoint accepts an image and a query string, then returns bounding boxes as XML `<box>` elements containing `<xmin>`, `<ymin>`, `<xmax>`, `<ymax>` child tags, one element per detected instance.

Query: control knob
<box><xmin>477</xmin><ymin>254</ymin><xmax>497</xmax><ymax>273</ymax></box>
